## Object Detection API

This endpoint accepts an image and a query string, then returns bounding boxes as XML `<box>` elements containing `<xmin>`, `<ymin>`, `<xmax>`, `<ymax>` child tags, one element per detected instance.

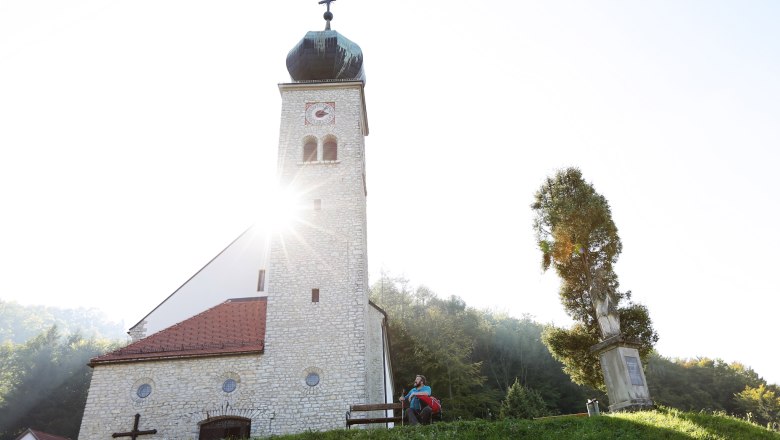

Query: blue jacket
<box><xmin>404</xmin><ymin>385</ymin><xmax>432</xmax><ymax>411</ymax></box>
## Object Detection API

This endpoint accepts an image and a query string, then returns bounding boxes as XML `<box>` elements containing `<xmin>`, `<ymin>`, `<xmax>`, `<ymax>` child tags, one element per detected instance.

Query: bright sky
<box><xmin>1</xmin><ymin>1</ymin><xmax>778</xmax><ymax>385</ymax></box>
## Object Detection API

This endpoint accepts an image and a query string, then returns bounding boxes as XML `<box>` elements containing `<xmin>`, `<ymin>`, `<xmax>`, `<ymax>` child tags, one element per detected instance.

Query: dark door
<box><xmin>198</xmin><ymin>417</ymin><xmax>251</xmax><ymax>440</ymax></box>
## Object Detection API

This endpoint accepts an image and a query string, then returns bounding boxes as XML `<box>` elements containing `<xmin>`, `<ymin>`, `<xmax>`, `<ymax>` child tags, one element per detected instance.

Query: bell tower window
<box><xmin>303</xmin><ymin>137</ymin><xmax>318</xmax><ymax>162</ymax></box>
<box><xmin>322</xmin><ymin>138</ymin><xmax>337</xmax><ymax>161</ymax></box>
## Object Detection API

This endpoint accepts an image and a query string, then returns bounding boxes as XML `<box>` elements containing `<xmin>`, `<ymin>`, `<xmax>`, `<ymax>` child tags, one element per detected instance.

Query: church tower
<box><xmin>261</xmin><ymin>2</ymin><xmax>390</xmax><ymax>432</ymax></box>
<box><xmin>78</xmin><ymin>4</ymin><xmax>391</xmax><ymax>438</ymax></box>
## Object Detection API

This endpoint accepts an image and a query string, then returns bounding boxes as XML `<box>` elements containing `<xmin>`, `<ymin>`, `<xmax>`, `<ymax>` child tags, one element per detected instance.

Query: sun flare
<box><xmin>260</xmin><ymin>186</ymin><xmax>306</xmax><ymax>235</ymax></box>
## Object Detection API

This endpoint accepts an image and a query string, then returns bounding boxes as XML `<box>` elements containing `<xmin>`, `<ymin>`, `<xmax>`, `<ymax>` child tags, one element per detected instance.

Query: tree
<box><xmin>0</xmin><ymin>326</ymin><xmax>119</xmax><ymax>439</ymax></box>
<box><xmin>532</xmin><ymin>167</ymin><xmax>658</xmax><ymax>390</ymax></box>
<box><xmin>736</xmin><ymin>384</ymin><xmax>780</xmax><ymax>429</ymax></box>
<box><xmin>370</xmin><ymin>273</ymin><xmax>594</xmax><ymax>419</ymax></box>
<box><xmin>645</xmin><ymin>353</ymin><xmax>774</xmax><ymax>419</ymax></box>
<box><xmin>0</xmin><ymin>299</ymin><xmax>126</xmax><ymax>344</ymax></box>
<box><xmin>499</xmin><ymin>378</ymin><xmax>553</xmax><ymax>419</ymax></box>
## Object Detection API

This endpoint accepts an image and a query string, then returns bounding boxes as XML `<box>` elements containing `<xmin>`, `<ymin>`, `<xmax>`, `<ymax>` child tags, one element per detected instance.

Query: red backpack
<box><xmin>416</xmin><ymin>394</ymin><xmax>441</xmax><ymax>414</ymax></box>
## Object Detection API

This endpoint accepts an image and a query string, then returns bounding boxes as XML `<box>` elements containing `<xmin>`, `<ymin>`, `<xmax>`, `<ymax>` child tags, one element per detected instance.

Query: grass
<box><xmin>267</xmin><ymin>407</ymin><xmax>780</xmax><ymax>440</ymax></box>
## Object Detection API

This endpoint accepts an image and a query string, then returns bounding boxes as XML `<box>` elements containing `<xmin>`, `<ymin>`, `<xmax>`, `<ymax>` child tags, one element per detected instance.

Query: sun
<box><xmin>259</xmin><ymin>185</ymin><xmax>306</xmax><ymax>235</ymax></box>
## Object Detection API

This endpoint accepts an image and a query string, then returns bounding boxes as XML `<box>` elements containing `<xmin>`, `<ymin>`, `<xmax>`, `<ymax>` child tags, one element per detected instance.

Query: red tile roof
<box><xmin>90</xmin><ymin>297</ymin><xmax>266</xmax><ymax>366</ymax></box>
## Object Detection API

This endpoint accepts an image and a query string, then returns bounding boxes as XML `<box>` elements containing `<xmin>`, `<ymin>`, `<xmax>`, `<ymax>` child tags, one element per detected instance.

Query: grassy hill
<box><xmin>270</xmin><ymin>408</ymin><xmax>779</xmax><ymax>440</ymax></box>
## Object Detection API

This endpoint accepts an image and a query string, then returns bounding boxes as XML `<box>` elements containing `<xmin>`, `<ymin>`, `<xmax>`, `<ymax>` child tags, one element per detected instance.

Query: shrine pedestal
<box><xmin>591</xmin><ymin>335</ymin><xmax>654</xmax><ymax>412</ymax></box>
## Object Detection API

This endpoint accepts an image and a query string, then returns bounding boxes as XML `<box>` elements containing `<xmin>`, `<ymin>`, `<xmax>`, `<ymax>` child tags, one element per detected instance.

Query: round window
<box><xmin>222</xmin><ymin>378</ymin><xmax>237</xmax><ymax>393</ymax></box>
<box><xmin>305</xmin><ymin>372</ymin><xmax>320</xmax><ymax>387</ymax></box>
<box><xmin>136</xmin><ymin>383</ymin><xmax>152</xmax><ymax>398</ymax></box>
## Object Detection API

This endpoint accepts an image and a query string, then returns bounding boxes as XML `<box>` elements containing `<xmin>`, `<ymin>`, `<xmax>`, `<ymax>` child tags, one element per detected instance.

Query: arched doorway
<box><xmin>198</xmin><ymin>416</ymin><xmax>251</xmax><ymax>440</ymax></box>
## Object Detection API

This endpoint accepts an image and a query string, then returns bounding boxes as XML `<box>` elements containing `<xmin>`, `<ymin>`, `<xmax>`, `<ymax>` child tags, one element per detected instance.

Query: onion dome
<box><xmin>286</xmin><ymin>31</ymin><xmax>365</xmax><ymax>82</ymax></box>
<box><xmin>285</xmin><ymin>1</ymin><xmax>365</xmax><ymax>82</ymax></box>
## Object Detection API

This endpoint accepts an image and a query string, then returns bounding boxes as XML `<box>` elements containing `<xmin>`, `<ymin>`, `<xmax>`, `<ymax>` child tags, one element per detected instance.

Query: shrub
<box><xmin>499</xmin><ymin>378</ymin><xmax>552</xmax><ymax>419</ymax></box>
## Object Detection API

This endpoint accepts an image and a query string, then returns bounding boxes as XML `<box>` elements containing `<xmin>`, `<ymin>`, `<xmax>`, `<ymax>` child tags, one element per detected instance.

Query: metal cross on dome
<box><xmin>112</xmin><ymin>414</ymin><xmax>157</xmax><ymax>440</ymax></box>
<box><xmin>318</xmin><ymin>0</ymin><xmax>336</xmax><ymax>30</ymax></box>
<box><xmin>318</xmin><ymin>0</ymin><xmax>335</xmax><ymax>11</ymax></box>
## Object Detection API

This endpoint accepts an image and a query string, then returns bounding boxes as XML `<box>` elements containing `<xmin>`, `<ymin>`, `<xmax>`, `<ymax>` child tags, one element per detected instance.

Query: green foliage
<box><xmin>735</xmin><ymin>384</ymin><xmax>780</xmax><ymax>428</ymax></box>
<box><xmin>473</xmin><ymin>312</ymin><xmax>590</xmax><ymax>415</ymax></box>
<box><xmin>371</xmin><ymin>273</ymin><xmax>593</xmax><ymax>420</ymax></box>
<box><xmin>531</xmin><ymin>168</ymin><xmax>658</xmax><ymax>389</ymax></box>
<box><xmin>617</xmin><ymin>302</ymin><xmax>657</xmax><ymax>360</ymax></box>
<box><xmin>270</xmin><ymin>408</ymin><xmax>780</xmax><ymax>439</ymax></box>
<box><xmin>0</xmin><ymin>299</ymin><xmax>126</xmax><ymax>344</ymax></box>
<box><xmin>499</xmin><ymin>378</ymin><xmax>553</xmax><ymax>419</ymax></box>
<box><xmin>532</xmin><ymin>168</ymin><xmax>623</xmax><ymax>326</ymax></box>
<box><xmin>541</xmin><ymin>324</ymin><xmax>603</xmax><ymax>391</ymax></box>
<box><xmin>372</xmin><ymin>275</ymin><xmax>487</xmax><ymax>419</ymax></box>
<box><xmin>0</xmin><ymin>326</ymin><xmax>120</xmax><ymax>440</ymax></box>
<box><xmin>646</xmin><ymin>353</ymin><xmax>767</xmax><ymax>415</ymax></box>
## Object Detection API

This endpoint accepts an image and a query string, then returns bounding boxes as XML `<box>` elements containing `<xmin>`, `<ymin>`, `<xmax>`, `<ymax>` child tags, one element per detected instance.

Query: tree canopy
<box><xmin>0</xmin><ymin>300</ymin><xmax>126</xmax><ymax>344</ymax></box>
<box><xmin>0</xmin><ymin>326</ymin><xmax>120</xmax><ymax>439</ymax></box>
<box><xmin>531</xmin><ymin>167</ymin><xmax>658</xmax><ymax>390</ymax></box>
<box><xmin>370</xmin><ymin>273</ymin><xmax>592</xmax><ymax>419</ymax></box>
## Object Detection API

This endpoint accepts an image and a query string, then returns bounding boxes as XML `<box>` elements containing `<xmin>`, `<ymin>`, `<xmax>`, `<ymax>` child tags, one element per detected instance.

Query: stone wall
<box><xmin>262</xmin><ymin>81</ymin><xmax>379</xmax><ymax>434</ymax></box>
<box><xmin>78</xmin><ymin>355</ymin><xmax>274</xmax><ymax>440</ymax></box>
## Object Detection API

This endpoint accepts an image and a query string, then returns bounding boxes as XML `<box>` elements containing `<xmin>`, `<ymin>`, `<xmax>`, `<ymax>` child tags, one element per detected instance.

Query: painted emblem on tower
<box><xmin>305</xmin><ymin>102</ymin><xmax>336</xmax><ymax>125</ymax></box>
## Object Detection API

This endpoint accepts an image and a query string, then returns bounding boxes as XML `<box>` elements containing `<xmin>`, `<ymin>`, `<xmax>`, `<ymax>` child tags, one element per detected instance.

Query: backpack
<box><xmin>416</xmin><ymin>394</ymin><xmax>441</xmax><ymax>414</ymax></box>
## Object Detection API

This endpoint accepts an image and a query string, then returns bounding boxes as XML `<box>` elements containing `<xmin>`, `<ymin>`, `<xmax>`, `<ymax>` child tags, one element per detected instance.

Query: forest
<box><xmin>1</xmin><ymin>284</ymin><xmax>779</xmax><ymax>440</ymax></box>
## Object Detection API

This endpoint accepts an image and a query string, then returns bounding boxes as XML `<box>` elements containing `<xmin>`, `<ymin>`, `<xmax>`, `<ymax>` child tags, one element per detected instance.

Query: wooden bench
<box><xmin>345</xmin><ymin>402</ymin><xmax>405</xmax><ymax>428</ymax></box>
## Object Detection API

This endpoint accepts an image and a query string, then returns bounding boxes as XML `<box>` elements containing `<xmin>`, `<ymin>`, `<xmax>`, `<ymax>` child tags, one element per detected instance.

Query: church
<box><xmin>78</xmin><ymin>3</ymin><xmax>394</xmax><ymax>438</ymax></box>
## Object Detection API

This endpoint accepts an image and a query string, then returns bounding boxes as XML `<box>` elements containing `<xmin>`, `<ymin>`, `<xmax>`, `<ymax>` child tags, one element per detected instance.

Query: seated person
<box><xmin>399</xmin><ymin>374</ymin><xmax>432</xmax><ymax>425</ymax></box>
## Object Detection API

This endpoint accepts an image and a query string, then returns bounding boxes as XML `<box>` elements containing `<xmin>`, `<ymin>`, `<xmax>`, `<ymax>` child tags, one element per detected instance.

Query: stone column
<box><xmin>591</xmin><ymin>335</ymin><xmax>654</xmax><ymax>412</ymax></box>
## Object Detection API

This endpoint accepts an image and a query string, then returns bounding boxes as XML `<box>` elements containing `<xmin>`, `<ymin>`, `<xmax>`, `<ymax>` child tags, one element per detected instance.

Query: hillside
<box><xmin>271</xmin><ymin>408</ymin><xmax>780</xmax><ymax>440</ymax></box>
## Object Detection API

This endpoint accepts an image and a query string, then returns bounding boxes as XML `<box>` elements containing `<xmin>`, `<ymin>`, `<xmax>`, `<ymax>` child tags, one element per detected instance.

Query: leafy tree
<box><xmin>736</xmin><ymin>384</ymin><xmax>780</xmax><ymax>429</ymax></box>
<box><xmin>541</xmin><ymin>324</ymin><xmax>604</xmax><ymax>391</ymax></box>
<box><xmin>646</xmin><ymin>353</ymin><xmax>769</xmax><ymax>420</ymax></box>
<box><xmin>0</xmin><ymin>326</ymin><xmax>119</xmax><ymax>439</ymax></box>
<box><xmin>370</xmin><ymin>273</ymin><xmax>593</xmax><ymax>419</ymax></box>
<box><xmin>500</xmin><ymin>378</ymin><xmax>553</xmax><ymax>419</ymax></box>
<box><xmin>476</xmin><ymin>314</ymin><xmax>593</xmax><ymax>414</ymax></box>
<box><xmin>531</xmin><ymin>167</ymin><xmax>658</xmax><ymax>390</ymax></box>
<box><xmin>0</xmin><ymin>300</ymin><xmax>126</xmax><ymax>344</ymax></box>
<box><xmin>0</xmin><ymin>342</ymin><xmax>13</xmax><ymax>406</ymax></box>
<box><xmin>409</xmin><ymin>306</ymin><xmax>485</xmax><ymax>418</ymax></box>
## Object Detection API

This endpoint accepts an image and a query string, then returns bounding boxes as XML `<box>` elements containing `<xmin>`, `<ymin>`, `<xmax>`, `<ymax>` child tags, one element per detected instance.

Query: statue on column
<box><xmin>593</xmin><ymin>290</ymin><xmax>621</xmax><ymax>339</ymax></box>
<box><xmin>590</xmin><ymin>267</ymin><xmax>622</xmax><ymax>339</ymax></box>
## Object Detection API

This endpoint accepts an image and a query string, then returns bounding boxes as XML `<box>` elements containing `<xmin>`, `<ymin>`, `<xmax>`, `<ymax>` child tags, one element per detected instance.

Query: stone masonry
<box><xmin>80</xmin><ymin>356</ymin><xmax>273</xmax><ymax>439</ymax></box>
<box><xmin>263</xmin><ymin>81</ymin><xmax>380</xmax><ymax>434</ymax></box>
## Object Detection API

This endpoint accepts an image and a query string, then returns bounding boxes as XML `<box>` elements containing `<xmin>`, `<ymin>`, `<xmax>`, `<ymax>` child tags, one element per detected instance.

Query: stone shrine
<box><xmin>591</xmin><ymin>294</ymin><xmax>653</xmax><ymax>412</ymax></box>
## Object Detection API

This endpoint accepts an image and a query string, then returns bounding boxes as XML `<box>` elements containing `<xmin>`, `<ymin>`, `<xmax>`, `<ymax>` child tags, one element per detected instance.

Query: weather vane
<box><xmin>318</xmin><ymin>0</ymin><xmax>336</xmax><ymax>30</ymax></box>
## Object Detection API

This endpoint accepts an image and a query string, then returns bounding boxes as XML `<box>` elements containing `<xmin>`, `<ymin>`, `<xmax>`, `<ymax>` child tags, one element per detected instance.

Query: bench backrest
<box><xmin>349</xmin><ymin>402</ymin><xmax>403</xmax><ymax>412</ymax></box>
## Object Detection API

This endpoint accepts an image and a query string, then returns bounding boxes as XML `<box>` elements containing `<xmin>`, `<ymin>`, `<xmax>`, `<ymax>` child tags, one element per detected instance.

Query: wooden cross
<box><xmin>112</xmin><ymin>414</ymin><xmax>157</xmax><ymax>440</ymax></box>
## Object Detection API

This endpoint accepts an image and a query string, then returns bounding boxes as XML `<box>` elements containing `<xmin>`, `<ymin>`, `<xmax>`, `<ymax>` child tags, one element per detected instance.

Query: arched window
<box><xmin>322</xmin><ymin>137</ymin><xmax>337</xmax><ymax>161</ymax></box>
<box><xmin>303</xmin><ymin>137</ymin><xmax>317</xmax><ymax>162</ymax></box>
<box><xmin>199</xmin><ymin>417</ymin><xmax>251</xmax><ymax>440</ymax></box>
